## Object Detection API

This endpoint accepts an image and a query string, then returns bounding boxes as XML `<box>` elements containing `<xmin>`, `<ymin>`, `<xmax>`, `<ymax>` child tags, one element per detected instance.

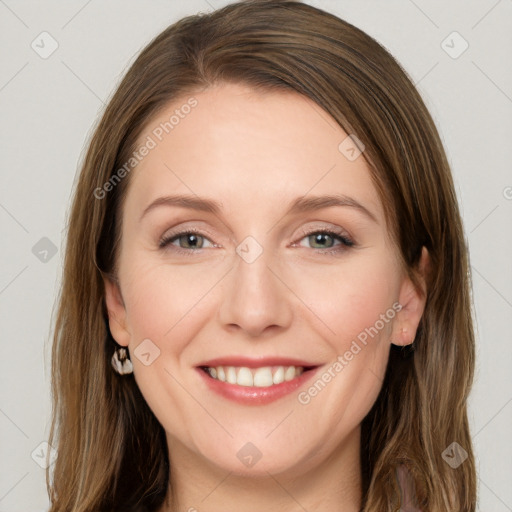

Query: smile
<box><xmin>197</xmin><ymin>364</ymin><xmax>320</xmax><ymax>405</ymax></box>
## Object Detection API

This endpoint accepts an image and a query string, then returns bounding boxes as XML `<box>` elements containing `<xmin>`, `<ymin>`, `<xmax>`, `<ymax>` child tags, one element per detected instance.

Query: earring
<box><xmin>111</xmin><ymin>346</ymin><xmax>133</xmax><ymax>375</ymax></box>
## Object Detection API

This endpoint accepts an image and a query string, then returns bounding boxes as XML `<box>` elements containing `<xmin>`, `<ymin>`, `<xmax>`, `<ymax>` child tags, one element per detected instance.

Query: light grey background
<box><xmin>1</xmin><ymin>0</ymin><xmax>511</xmax><ymax>510</ymax></box>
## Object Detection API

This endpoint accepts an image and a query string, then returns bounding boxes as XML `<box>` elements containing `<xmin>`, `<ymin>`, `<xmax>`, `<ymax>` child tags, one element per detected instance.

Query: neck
<box><xmin>157</xmin><ymin>426</ymin><xmax>362</xmax><ymax>512</ymax></box>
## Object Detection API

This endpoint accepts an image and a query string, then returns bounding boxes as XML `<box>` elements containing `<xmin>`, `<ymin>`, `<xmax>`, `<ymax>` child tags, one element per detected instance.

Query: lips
<box><xmin>195</xmin><ymin>355</ymin><xmax>323</xmax><ymax>405</ymax></box>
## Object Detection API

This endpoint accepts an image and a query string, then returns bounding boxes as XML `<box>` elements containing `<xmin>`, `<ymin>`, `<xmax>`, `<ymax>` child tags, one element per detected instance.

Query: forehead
<box><xmin>125</xmin><ymin>82</ymin><xmax>384</xmax><ymax>224</ymax></box>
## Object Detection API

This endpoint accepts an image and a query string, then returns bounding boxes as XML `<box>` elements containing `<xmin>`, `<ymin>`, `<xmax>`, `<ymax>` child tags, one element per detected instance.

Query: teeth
<box><xmin>284</xmin><ymin>366</ymin><xmax>297</xmax><ymax>381</ymax></box>
<box><xmin>226</xmin><ymin>366</ymin><xmax>237</xmax><ymax>384</ymax></box>
<box><xmin>205</xmin><ymin>365</ymin><xmax>305</xmax><ymax>387</ymax></box>
<box><xmin>237</xmin><ymin>367</ymin><xmax>253</xmax><ymax>386</ymax></box>
<box><xmin>272</xmin><ymin>366</ymin><xmax>284</xmax><ymax>384</ymax></box>
<box><xmin>253</xmin><ymin>367</ymin><xmax>272</xmax><ymax>387</ymax></box>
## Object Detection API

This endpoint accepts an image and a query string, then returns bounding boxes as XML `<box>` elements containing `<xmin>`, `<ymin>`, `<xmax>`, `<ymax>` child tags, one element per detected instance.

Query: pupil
<box><xmin>187</xmin><ymin>234</ymin><xmax>198</xmax><ymax>247</ymax></box>
<box><xmin>313</xmin><ymin>233</ymin><xmax>331</xmax><ymax>248</ymax></box>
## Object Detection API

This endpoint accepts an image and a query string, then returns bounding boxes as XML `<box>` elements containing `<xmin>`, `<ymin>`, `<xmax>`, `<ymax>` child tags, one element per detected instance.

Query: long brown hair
<box><xmin>47</xmin><ymin>1</ymin><xmax>477</xmax><ymax>510</ymax></box>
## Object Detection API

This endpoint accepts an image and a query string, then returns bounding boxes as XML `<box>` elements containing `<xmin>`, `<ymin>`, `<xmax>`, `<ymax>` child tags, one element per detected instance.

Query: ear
<box><xmin>103</xmin><ymin>275</ymin><xmax>131</xmax><ymax>347</ymax></box>
<box><xmin>391</xmin><ymin>246</ymin><xmax>430</xmax><ymax>346</ymax></box>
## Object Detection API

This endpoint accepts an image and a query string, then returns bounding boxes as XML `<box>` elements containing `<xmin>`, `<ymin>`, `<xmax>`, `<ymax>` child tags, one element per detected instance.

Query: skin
<box><xmin>104</xmin><ymin>82</ymin><xmax>429</xmax><ymax>512</ymax></box>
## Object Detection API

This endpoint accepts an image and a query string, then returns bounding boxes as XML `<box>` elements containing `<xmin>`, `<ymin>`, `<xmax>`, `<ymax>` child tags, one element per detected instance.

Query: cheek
<box><xmin>290</xmin><ymin>252</ymin><xmax>399</xmax><ymax>344</ymax></box>
<box><xmin>119</xmin><ymin>257</ymin><xmax>225</xmax><ymax>354</ymax></box>
<box><xmin>291</xmin><ymin>254</ymin><xmax>398</xmax><ymax>418</ymax></box>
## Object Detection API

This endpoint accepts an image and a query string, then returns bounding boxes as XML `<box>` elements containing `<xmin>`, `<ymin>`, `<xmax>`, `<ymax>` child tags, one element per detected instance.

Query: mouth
<box><xmin>195</xmin><ymin>359</ymin><xmax>322</xmax><ymax>405</ymax></box>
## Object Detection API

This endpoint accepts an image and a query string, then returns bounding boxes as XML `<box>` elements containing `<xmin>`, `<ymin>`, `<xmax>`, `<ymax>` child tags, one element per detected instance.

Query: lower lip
<box><xmin>196</xmin><ymin>366</ymin><xmax>321</xmax><ymax>405</ymax></box>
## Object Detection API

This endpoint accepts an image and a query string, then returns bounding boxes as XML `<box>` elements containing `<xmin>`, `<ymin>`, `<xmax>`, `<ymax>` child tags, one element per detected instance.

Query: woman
<box><xmin>47</xmin><ymin>1</ymin><xmax>477</xmax><ymax>510</ymax></box>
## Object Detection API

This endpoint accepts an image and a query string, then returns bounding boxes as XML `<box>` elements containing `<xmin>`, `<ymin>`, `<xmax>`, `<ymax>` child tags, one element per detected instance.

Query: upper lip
<box><xmin>197</xmin><ymin>356</ymin><xmax>321</xmax><ymax>369</ymax></box>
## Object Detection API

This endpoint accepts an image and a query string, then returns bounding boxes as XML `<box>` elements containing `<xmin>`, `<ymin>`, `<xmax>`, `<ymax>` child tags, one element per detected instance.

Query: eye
<box><xmin>296</xmin><ymin>228</ymin><xmax>354</xmax><ymax>254</ymax></box>
<box><xmin>158</xmin><ymin>227</ymin><xmax>355</xmax><ymax>255</ymax></box>
<box><xmin>159</xmin><ymin>229</ymin><xmax>215</xmax><ymax>252</ymax></box>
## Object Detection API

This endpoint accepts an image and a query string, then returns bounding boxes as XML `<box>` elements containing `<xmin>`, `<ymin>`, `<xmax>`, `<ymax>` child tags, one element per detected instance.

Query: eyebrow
<box><xmin>139</xmin><ymin>193</ymin><xmax>378</xmax><ymax>223</ymax></box>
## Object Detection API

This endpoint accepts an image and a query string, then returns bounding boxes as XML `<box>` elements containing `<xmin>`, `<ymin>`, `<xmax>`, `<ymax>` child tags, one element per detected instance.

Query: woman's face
<box><xmin>104</xmin><ymin>82</ymin><xmax>426</xmax><ymax>479</ymax></box>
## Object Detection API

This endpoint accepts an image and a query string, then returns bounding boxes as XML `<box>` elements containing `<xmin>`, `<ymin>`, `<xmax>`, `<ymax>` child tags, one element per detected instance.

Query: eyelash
<box><xmin>158</xmin><ymin>227</ymin><xmax>355</xmax><ymax>256</ymax></box>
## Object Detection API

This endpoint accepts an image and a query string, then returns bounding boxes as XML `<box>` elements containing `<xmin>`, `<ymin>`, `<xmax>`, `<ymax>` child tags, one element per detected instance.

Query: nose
<box><xmin>217</xmin><ymin>242</ymin><xmax>293</xmax><ymax>338</ymax></box>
